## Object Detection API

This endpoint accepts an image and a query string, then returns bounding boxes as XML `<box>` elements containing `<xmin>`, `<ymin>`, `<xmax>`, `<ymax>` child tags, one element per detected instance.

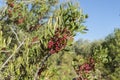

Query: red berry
<box><xmin>9</xmin><ymin>3</ymin><xmax>14</xmax><ymax>8</ymax></box>
<box><xmin>55</xmin><ymin>46</ymin><xmax>60</xmax><ymax>51</ymax></box>
<box><xmin>17</xmin><ymin>18</ymin><xmax>24</xmax><ymax>24</ymax></box>
<box><xmin>89</xmin><ymin>58</ymin><xmax>95</xmax><ymax>64</ymax></box>
<box><xmin>80</xmin><ymin>65</ymin><xmax>84</xmax><ymax>71</ymax></box>
<box><xmin>49</xmin><ymin>49</ymin><xmax>56</xmax><ymax>54</ymax></box>
<box><xmin>84</xmin><ymin>78</ymin><xmax>88</xmax><ymax>80</ymax></box>
<box><xmin>8</xmin><ymin>9</ymin><xmax>12</xmax><ymax>13</ymax></box>
<box><xmin>32</xmin><ymin>36</ymin><xmax>39</xmax><ymax>43</ymax></box>
<box><xmin>8</xmin><ymin>9</ymin><xmax>12</xmax><ymax>17</ymax></box>
<box><xmin>85</xmin><ymin>65</ymin><xmax>91</xmax><ymax>71</ymax></box>
<box><xmin>63</xmin><ymin>34</ymin><xmax>67</xmax><ymax>39</ymax></box>
<box><xmin>48</xmin><ymin>40</ymin><xmax>54</xmax><ymax>45</ymax></box>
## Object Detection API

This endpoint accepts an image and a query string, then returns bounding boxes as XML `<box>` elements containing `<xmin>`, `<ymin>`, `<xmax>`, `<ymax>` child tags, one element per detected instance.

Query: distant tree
<box><xmin>73</xmin><ymin>39</ymin><xmax>91</xmax><ymax>57</ymax></box>
<box><xmin>93</xmin><ymin>28</ymin><xmax>120</xmax><ymax>80</ymax></box>
<box><xmin>73</xmin><ymin>28</ymin><xmax>120</xmax><ymax>80</ymax></box>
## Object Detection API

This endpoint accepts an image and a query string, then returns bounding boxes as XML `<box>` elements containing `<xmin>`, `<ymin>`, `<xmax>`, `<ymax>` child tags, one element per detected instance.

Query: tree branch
<box><xmin>34</xmin><ymin>53</ymin><xmax>51</xmax><ymax>80</ymax></box>
<box><xmin>0</xmin><ymin>40</ymin><xmax>25</xmax><ymax>71</ymax></box>
<box><xmin>0</xmin><ymin>6</ymin><xmax>8</xmax><ymax>20</ymax></box>
<box><xmin>10</xmin><ymin>27</ymin><xmax>21</xmax><ymax>44</ymax></box>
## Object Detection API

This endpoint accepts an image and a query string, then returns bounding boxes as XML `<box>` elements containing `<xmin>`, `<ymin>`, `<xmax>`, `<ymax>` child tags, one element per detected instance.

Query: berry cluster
<box><xmin>47</xmin><ymin>28</ymin><xmax>71</xmax><ymax>54</ymax></box>
<box><xmin>79</xmin><ymin>58</ymin><xmax>95</xmax><ymax>73</ymax></box>
<box><xmin>7</xmin><ymin>2</ymin><xmax>15</xmax><ymax>17</ymax></box>
<box><xmin>7</xmin><ymin>2</ymin><xmax>25</xmax><ymax>25</ymax></box>
<box><xmin>8</xmin><ymin>2</ymin><xmax>14</xmax><ymax>8</ymax></box>
<box><xmin>73</xmin><ymin>58</ymin><xmax>95</xmax><ymax>80</ymax></box>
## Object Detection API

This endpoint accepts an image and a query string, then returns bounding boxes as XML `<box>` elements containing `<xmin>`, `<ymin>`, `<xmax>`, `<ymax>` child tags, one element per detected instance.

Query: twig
<box><xmin>16</xmin><ymin>0</ymin><xmax>39</xmax><ymax>4</ymax></box>
<box><xmin>31</xmin><ymin>41</ymin><xmax>39</xmax><ymax>45</ymax></box>
<box><xmin>0</xmin><ymin>50</ymin><xmax>11</xmax><ymax>53</ymax></box>
<box><xmin>34</xmin><ymin>53</ymin><xmax>51</xmax><ymax>80</ymax></box>
<box><xmin>10</xmin><ymin>27</ymin><xmax>21</xmax><ymax>44</ymax></box>
<box><xmin>0</xmin><ymin>40</ymin><xmax>25</xmax><ymax>71</ymax></box>
<box><xmin>0</xmin><ymin>5</ymin><xmax>8</xmax><ymax>20</ymax></box>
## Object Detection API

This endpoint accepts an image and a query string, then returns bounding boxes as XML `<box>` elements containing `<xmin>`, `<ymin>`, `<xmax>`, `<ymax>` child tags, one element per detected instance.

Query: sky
<box><xmin>1</xmin><ymin>0</ymin><xmax>120</xmax><ymax>41</ymax></box>
<box><xmin>74</xmin><ymin>0</ymin><xmax>120</xmax><ymax>41</ymax></box>
<box><xmin>0</xmin><ymin>0</ymin><xmax>5</xmax><ymax>7</ymax></box>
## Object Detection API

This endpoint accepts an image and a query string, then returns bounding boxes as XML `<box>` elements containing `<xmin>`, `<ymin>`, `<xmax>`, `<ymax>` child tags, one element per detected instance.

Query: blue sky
<box><xmin>1</xmin><ymin>0</ymin><xmax>120</xmax><ymax>41</ymax></box>
<box><xmin>0</xmin><ymin>0</ymin><xmax>5</xmax><ymax>7</ymax></box>
<box><xmin>74</xmin><ymin>0</ymin><xmax>120</xmax><ymax>41</ymax></box>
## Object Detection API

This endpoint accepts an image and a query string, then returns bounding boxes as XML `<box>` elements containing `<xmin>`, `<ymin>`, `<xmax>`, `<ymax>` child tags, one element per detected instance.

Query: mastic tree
<box><xmin>72</xmin><ymin>28</ymin><xmax>120</xmax><ymax>80</ymax></box>
<box><xmin>73</xmin><ymin>39</ymin><xmax>92</xmax><ymax>57</ymax></box>
<box><xmin>0</xmin><ymin>0</ymin><xmax>87</xmax><ymax>79</ymax></box>
<box><xmin>92</xmin><ymin>28</ymin><xmax>120</xmax><ymax>80</ymax></box>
